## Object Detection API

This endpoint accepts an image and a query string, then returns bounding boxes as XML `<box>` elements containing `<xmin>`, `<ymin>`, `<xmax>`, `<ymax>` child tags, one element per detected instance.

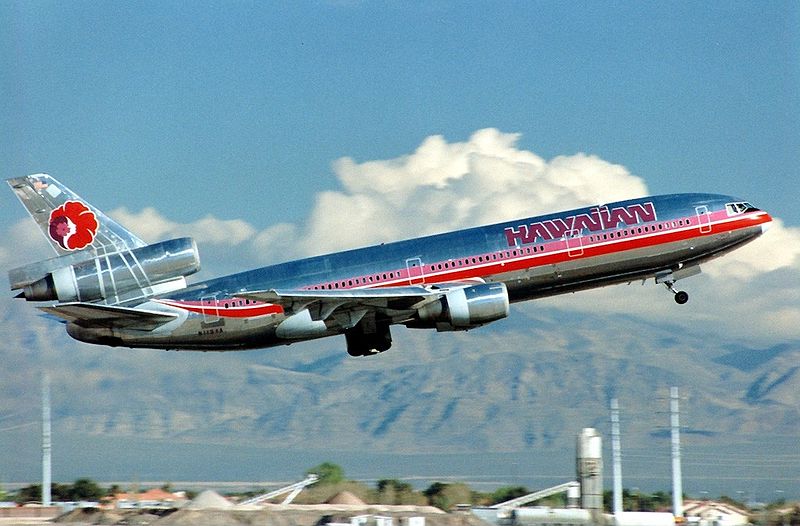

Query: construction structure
<box><xmin>239</xmin><ymin>474</ymin><xmax>319</xmax><ymax>506</ymax></box>
<box><xmin>472</xmin><ymin>427</ymin><xmax>603</xmax><ymax>526</ymax></box>
<box><xmin>473</xmin><ymin>420</ymin><xmax>680</xmax><ymax>526</ymax></box>
<box><xmin>489</xmin><ymin>482</ymin><xmax>581</xmax><ymax>511</ymax></box>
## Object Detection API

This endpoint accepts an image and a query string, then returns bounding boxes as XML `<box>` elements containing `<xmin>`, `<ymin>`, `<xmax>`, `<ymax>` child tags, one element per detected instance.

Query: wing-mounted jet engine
<box><xmin>410</xmin><ymin>282</ymin><xmax>510</xmax><ymax>331</ymax></box>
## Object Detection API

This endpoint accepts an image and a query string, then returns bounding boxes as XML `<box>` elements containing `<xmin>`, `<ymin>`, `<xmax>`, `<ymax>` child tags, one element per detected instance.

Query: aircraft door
<box><xmin>406</xmin><ymin>257</ymin><xmax>425</xmax><ymax>285</ymax></box>
<box><xmin>565</xmin><ymin>230</ymin><xmax>584</xmax><ymax>257</ymax></box>
<box><xmin>200</xmin><ymin>294</ymin><xmax>220</xmax><ymax>324</ymax></box>
<box><xmin>695</xmin><ymin>206</ymin><xmax>712</xmax><ymax>234</ymax></box>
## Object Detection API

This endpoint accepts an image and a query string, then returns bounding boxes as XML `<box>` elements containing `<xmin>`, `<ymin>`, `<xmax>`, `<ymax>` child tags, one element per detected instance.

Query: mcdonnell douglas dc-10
<box><xmin>7</xmin><ymin>174</ymin><xmax>772</xmax><ymax>355</ymax></box>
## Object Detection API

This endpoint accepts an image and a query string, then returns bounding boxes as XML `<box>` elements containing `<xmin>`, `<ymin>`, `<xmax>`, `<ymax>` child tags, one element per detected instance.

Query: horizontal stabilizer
<box><xmin>38</xmin><ymin>302</ymin><xmax>177</xmax><ymax>330</ymax></box>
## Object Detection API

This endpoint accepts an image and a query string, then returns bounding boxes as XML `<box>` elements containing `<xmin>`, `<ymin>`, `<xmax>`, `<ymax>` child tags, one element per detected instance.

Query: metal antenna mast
<box><xmin>610</xmin><ymin>398</ymin><xmax>623</xmax><ymax>516</ymax></box>
<box><xmin>42</xmin><ymin>374</ymin><xmax>52</xmax><ymax>507</ymax></box>
<box><xmin>670</xmin><ymin>386</ymin><xmax>683</xmax><ymax>518</ymax></box>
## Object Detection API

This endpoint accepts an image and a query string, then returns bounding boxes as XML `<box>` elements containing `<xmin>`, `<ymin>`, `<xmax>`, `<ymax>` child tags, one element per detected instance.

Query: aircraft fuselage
<box><xmin>63</xmin><ymin>192</ymin><xmax>769</xmax><ymax>352</ymax></box>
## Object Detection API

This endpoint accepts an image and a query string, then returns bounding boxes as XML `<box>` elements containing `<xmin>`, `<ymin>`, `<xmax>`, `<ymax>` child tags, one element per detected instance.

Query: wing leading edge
<box><xmin>237</xmin><ymin>285</ymin><xmax>442</xmax><ymax>321</ymax></box>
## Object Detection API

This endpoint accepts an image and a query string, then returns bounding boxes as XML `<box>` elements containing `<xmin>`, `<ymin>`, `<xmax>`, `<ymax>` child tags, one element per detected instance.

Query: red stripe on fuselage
<box><xmin>155</xmin><ymin>299</ymin><xmax>284</xmax><ymax>318</ymax></box>
<box><xmin>304</xmin><ymin>210</ymin><xmax>770</xmax><ymax>291</ymax></box>
<box><xmin>158</xmin><ymin>209</ymin><xmax>770</xmax><ymax>318</ymax></box>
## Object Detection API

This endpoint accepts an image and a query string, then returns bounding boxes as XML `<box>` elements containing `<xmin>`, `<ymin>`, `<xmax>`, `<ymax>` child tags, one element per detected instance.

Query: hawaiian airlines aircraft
<box><xmin>7</xmin><ymin>174</ymin><xmax>772</xmax><ymax>355</ymax></box>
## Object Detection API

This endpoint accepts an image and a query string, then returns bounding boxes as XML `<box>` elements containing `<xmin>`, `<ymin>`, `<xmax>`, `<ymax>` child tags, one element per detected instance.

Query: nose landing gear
<box><xmin>656</xmin><ymin>265</ymin><xmax>699</xmax><ymax>305</ymax></box>
<box><xmin>664</xmin><ymin>281</ymin><xmax>689</xmax><ymax>305</ymax></box>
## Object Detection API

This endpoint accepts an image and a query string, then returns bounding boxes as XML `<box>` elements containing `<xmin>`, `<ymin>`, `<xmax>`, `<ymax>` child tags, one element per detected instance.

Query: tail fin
<box><xmin>8</xmin><ymin>174</ymin><xmax>199</xmax><ymax>305</ymax></box>
<box><xmin>6</xmin><ymin>173</ymin><xmax>146</xmax><ymax>256</ymax></box>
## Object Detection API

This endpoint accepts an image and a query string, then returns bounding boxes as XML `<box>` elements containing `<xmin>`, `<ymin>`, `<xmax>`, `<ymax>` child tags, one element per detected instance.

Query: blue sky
<box><xmin>2</xmin><ymin>2</ymin><xmax>798</xmax><ymax>230</ymax></box>
<box><xmin>1</xmin><ymin>2</ymin><xmax>800</xmax><ymax>493</ymax></box>
<box><xmin>0</xmin><ymin>2</ymin><xmax>798</xmax><ymax>341</ymax></box>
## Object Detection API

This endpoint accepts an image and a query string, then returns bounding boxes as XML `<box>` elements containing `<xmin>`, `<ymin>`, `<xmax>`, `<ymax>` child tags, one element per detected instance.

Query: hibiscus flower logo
<box><xmin>48</xmin><ymin>201</ymin><xmax>99</xmax><ymax>251</ymax></box>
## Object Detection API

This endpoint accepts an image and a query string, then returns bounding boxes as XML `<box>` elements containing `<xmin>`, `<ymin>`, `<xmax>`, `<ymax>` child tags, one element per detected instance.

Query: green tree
<box><xmin>307</xmin><ymin>462</ymin><xmax>345</xmax><ymax>485</ymax></box>
<box><xmin>52</xmin><ymin>483</ymin><xmax>72</xmax><ymax>501</ymax></box>
<box><xmin>15</xmin><ymin>484</ymin><xmax>41</xmax><ymax>504</ymax></box>
<box><xmin>650</xmin><ymin>491</ymin><xmax>671</xmax><ymax>511</ymax></box>
<box><xmin>376</xmin><ymin>479</ymin><xmax>420</xmax><ymax>505</ymax></box>
<box><xmin>68</xmin><ymin>479</ymin><xmax>104</xmax><ymax>501</ymax></box>
<box><xmin>16</xmin><ymin>479</ymin><xmax>105</xmax><ymax>503</ymax></box>
<box><xmin>107</xmin><ymin>484</ymin><xmax>122</xmax><ymax>497</ymax></box>
<box><xmin>423</xmin><ymin>482</ymin><xmax>473</xmax><ymax>511</ymax></box>
<box><xmin>490</xmin><ymin>486</ymin><xmax>529</xmax><ymax>506</ymax></box>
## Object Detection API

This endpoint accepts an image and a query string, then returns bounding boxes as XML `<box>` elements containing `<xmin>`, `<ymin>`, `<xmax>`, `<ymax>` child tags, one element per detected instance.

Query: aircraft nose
<box><xmin>761</xmin><ymin>214</ymin><xmax>772</xmax><ymax>234</ymax></box>
<box><xmin>760</xmin><ymin>211</ymin><xmax>773</xmax><ymax>233</ymax></box>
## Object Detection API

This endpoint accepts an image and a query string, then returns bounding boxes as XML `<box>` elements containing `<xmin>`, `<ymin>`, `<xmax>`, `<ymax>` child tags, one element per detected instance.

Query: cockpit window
<box><xmin>726</xmin><ymin>202</ymin><xmax>758</xmax><ymax>215</ymax></box>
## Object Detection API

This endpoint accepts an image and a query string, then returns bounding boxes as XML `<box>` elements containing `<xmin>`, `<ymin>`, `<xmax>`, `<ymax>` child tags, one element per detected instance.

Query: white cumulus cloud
<box><xmin>299</xmin><ymin>128</ymin><xmax>649</xmax><ymax>254</ymax></box>
<box><xmin>110</xmin><ymin>207</ymin><xmax>257</xmax><ymax>246</ymax></box>
<box><xmin>703</xmin><ymin>218</ymin><xmax>800</xmax><ymax>279</ymax></box>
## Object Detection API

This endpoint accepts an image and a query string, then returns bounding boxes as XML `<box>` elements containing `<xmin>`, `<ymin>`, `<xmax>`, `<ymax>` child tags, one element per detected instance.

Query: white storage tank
<box><xmin>614</xmin><ymin>512</ymin><xmax>676</xmax><ymax>526</ymax></box>
<box><xmin>513</xmin><ymin>507</ymin><xmax>592</xmax><ymax>526</ymax></box>
<box><xmin>576</xmin><ymin>428</ymin><xmax>603</xmax><ymax>513</ymax></box>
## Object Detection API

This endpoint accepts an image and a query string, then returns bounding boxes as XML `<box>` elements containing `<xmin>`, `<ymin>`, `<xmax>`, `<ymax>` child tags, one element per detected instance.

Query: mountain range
<box><xmin>0</xmin><ymin>295</ymin><xmax>797</xmax><ymax>499</ymax></box>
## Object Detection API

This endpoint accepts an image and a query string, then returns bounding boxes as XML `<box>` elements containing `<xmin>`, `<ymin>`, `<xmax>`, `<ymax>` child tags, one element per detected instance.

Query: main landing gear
<box><xmin>664</xmin><ymin>281</ymin><xmax>689</xmax><ymax>305</ymax></box>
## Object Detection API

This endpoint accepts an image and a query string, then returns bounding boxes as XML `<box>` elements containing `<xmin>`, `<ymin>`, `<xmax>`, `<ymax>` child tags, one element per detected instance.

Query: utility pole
<box><xmin>611</xmin><ymin>398</ymin><xmax>623</xmax><ymax>515</ymax></box>
<box><xmin>670</xmin><ymin>386</ymin><xmax>683</xmax><ymax>518</ymax></box>
<box><xmin>42</xmin><ymin>374</ymin><xmax>52</xmax><ymax>507</ymax></box>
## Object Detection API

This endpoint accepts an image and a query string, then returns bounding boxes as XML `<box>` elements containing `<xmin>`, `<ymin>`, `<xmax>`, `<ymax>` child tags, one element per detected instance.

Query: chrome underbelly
<box><xmin>70</xmin><ymin>313</ymin><xmax>323</xmax><ymax>351</ymax></box>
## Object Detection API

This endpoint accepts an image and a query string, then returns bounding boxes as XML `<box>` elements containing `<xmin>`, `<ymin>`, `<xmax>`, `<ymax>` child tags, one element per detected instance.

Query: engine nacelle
<box><xmin>19</xmin><ymin>238</ymin><xmax>200</xmax><ymax>303</ymax></box>
<box><xmin>414</xmin><ymin>282</ymin><xmax>510</xmax><ymax>331</ymax></box>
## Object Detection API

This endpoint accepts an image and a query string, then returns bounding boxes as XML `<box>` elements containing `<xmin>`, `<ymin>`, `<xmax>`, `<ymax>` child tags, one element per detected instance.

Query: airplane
<box><xmin>6</xmin><ymin>174</ymin><xmax>772</xmax><ymax>355</ymax></box>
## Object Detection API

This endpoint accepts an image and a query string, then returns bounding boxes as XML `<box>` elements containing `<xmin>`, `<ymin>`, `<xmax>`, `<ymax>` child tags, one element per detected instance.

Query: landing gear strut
<box><xmin>664</xmin><ymin>281</ymin><xmax>689</xmax><ymax>305</ymax></box>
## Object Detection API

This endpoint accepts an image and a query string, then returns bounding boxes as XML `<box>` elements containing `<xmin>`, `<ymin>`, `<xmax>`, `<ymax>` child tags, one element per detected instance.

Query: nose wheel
<box><xmin>664</xmin><ymin>281</ymin><xmax>689</xmax><ymax>304</ymax></box>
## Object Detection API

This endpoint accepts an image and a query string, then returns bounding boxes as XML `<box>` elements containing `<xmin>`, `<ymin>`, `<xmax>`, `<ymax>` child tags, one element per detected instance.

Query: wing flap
<box><xmin>38</xmin><ymin>302</ymin><xmax>177</xmax><ymax>330</ymax></box>
<box><xmin>237</xmin><ymin>286</ymin><xmax>443</xmax><ymax>322</ymax></box>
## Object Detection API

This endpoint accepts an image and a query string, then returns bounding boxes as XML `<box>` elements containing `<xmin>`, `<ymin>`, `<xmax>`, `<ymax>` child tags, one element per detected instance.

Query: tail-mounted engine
<box><xmin>411</xmin><ymin>282</ymin><xmax>510</xmax><ymax>331</ymax></box>
<box><xmin>12</xmin><ymin>237</ymin><xmax>200</xmax><ymax>303</ymax></box>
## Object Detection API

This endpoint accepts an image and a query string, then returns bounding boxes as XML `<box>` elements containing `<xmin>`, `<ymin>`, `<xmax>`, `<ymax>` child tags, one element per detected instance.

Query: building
<box><xmin>109</xmin><ymin>488</ymin><xmax>187</xmax><ymax>509</ymax></box>
<box><xmin>683</xmin><ymin>500</ymin><xmax>750</xmax><ymax>526</ymax></box>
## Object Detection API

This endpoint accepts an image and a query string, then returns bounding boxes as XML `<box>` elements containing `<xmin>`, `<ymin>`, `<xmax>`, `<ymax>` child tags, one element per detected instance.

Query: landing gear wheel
<box><xmin>674</xmin><ymin>290</ymin><xmax>689</xmax><ymax>305</ymax></box>
<box><xmin>663</xmin><ymin>280</ymin><xmax>689</xmax><ymax>305</ymax></box>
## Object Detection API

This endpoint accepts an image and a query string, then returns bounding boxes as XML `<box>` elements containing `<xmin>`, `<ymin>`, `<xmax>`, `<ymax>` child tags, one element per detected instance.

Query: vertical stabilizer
<box><xmin>6</xmin><ymin>174</ymin><xmax>146</xmax><ymax>256</ymax></box>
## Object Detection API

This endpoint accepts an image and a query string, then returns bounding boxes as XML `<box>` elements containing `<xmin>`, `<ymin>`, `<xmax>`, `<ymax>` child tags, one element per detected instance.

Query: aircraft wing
<box><xmin>237</xmin><ymin>286</ymin><xmax>445</xmax><ymax>322</ymax></box>
<box><xmin>38</xmin><ymin>302</ymin><xmax>178</xmax><ymax>330</ymax></box>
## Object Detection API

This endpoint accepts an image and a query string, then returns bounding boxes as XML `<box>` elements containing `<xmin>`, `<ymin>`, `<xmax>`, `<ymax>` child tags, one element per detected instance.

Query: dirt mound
<box><xmin>325</xmin><ymin>491</ymin><xmax>366</xmax><ymax>505</ymax></box>
<box><xmin>55</xmin><ymin>508</ymin><xmax>124</xmax><ymax>524</ymax></box>
<box><xmin>188</xmin><ymin>490</ymin><xmax>234</xmax><ymax>509</ymax></box>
